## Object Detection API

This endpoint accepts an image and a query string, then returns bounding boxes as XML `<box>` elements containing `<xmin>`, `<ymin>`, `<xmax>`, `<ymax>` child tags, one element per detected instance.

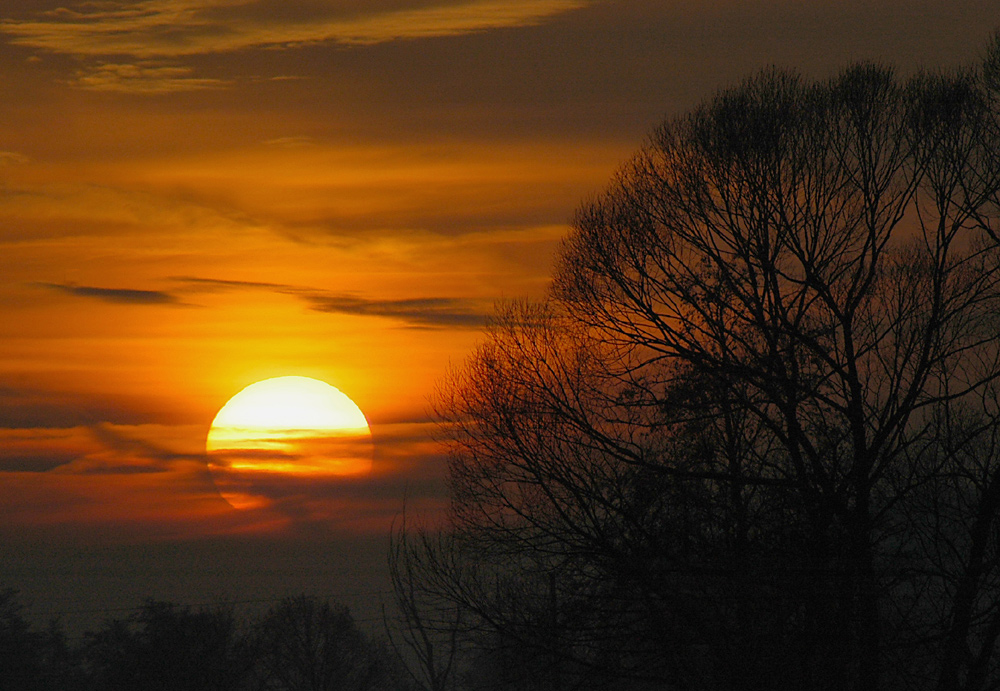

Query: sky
<box><xmin>0</xmin><ymin>0</ymin><xmax>997</xmax><ymax>632</ymax></box>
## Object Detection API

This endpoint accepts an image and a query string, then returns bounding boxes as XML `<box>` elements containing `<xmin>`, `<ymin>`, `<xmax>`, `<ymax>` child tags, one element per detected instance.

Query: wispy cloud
<box><xmin>79</xmin><ymin>423</ymin><xmax>207</xmax><ymax>472</ymax></box>
<box><xmin>0</xmin><ymin>385</ymin><xmax>167</xmax><ymax>430</ymax></box>
<box><xmin>2</xmin><ymin>0</ymin><xmax>588</xmax><ymax>92</ymax></box>
<box><xmin>38</xmin><ymin>282</ymin><xmax>182</xmax><ymax>305</ymax></box>
<box><xmin>32</xmin><ymin>276</ymin><xmax>487</xmax><ymax>327</ymax></box>
<box><xmin>171</xmin><ymin>276</ymin><xmax>299</xmax><ymax>293</ymax></box>
<box><xmin>173</xmin><ymin>275</ymin><xmax>490</xmax><ymax>328</ymax></box>
<box><xmin>0</xmin><ymin>151</ymin><xmax>29</xmax><ymax>166</ymax></box>
<box><xmin>0</xmin><ymin>182</ymin><xmax>265</xmax><ymax>242</ymax></box>
<box><xmin>303</xmin><ymin>294</ymin><xmax>487</xmax><ymax>328</ymax></box>
<box><xmin>2</xmin><ymin>0</ymin><xmax>590</xmax><ymax>57</ymax></box>
<box><xmin>74</xmin><ymin>62</ymin><xmax>230</xmax><ymax>93</ymax></box>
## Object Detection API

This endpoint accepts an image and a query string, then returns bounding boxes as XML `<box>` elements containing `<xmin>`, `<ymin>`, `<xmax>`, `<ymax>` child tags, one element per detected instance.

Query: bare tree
<box><xmin>395</xmin><ymin>35</ymin><xmax>1000</xmax><ymax>691</ymax></box>
<box><xmin>83</xmin><ymin>599</ymin><xmax>254</xmax><ymax>691</ymax></box>
<box><xmin>387</xmin><ymin>519</ymin><xmax>465</xmax><ymax>691</ymax></box>
<box><xmin>550</xmin><ymin>52</ymin><xmax>1000</xmax><ymax>691</ymax></box>
<box><xmin>433</xmin><ymin>301</ymin><xmax>799</xmax><ymax>690</ymax></box>
<box><xmin>253</xmin><ymin>596</ymin><xmax>406</xmax><ymax>691</ymax></box>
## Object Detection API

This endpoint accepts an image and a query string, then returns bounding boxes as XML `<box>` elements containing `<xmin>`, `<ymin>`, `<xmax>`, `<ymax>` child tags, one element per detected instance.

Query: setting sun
<box><xmin>206</xmin><ymin>376</ymin><xmax>373</xmax><ymax>509</ymax></box>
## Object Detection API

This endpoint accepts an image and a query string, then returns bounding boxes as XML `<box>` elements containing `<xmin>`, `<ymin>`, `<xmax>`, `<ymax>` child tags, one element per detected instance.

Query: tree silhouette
<box><xmin>82</xmin><ymin>599</ymin><xmax>254</xmax><ymax>691</ymax></box>
<box><xmin>253</xmin><ymin>595</ymin><xmax>410</xmax><ymax>691</ymax></box>
<box><xmin>387</xmin><ymin>520</ymin><xmax>465</xmax><ymax>691</ymax></box>
<box><xmin>0</xmin><ymin>591</ymin><xmax>413</xmax><ymax>690</ymax></box>
<box><xmin>395</xmin><ymin>35</ymin><xmax>1000</xmax><ymax>691</ymax></box>
<box><xmin>0</xmin><ymin>589</ymin><xmax>82</xmax><ymax>691</ymax></box>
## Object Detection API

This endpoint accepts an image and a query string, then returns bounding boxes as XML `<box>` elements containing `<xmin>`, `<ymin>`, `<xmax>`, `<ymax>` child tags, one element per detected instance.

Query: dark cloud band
<box><xmin>38</xmin><ymin>282</ymin><xmax>180</xmax><ymax>305</ymax></box>
<box><xmin>35</xmin><ymin>277</ymin><xmax>487</xmax><ymax>326</ymax></box>
<box><xmin>173</xmin><ymin>275</ymin><xmax>488</xmax><ymax>328</ymax></box>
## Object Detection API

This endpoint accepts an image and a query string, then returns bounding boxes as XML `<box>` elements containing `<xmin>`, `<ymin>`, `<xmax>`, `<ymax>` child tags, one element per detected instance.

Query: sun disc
<box><xmin>206</xmin><ymin>376</ymin><xmax>373</xmax><ymax>509</ymax></box>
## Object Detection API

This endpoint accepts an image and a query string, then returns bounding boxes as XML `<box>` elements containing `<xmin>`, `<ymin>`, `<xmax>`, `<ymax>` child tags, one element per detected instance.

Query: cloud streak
<box><xmin>34</xmin><ymin>276</ymin><xmax>488</xmax><ymax>327</ymax></box>
<box><xmin>2</xmin><ymin>0</ymin><xmax>588</xmax><ymax>92</ymax></box>
<box><xmin>74</xmin><ymin>62</ymin><xmax>230</xmax><ymax>93</ymax></box>
<box><xmin>38</xmin><ymin>282</ymin><xmax>181</xmax><ymax>305</ymax></box>
<box><xmin>0</xmin><ymin>418</ymin><xmax>447</xmax><ymax>538</ymax></box>
<box><xmin>302</xmin><ymin>294</ymin><xmax>487</xmax><ymax>328</ymax></box>
<box><xmin>2</xmin><ymin>0</ymin><xmax>590</xmax><ymax>58</ymax></box>
<box><xmin>173</xmin><ymin>276</ymin><xmax>490</xmax><ymax>328</ymax></box>
<box><xmin>0</xmin><ymin>151</ymin><xmax>29</xmax><ymax>166</ymax></box>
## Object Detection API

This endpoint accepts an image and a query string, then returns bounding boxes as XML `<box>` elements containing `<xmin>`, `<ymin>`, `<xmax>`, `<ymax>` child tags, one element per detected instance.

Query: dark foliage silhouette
<box><xmin>0</xmin><ymin>589</ymin><xmax>82</xmax><ymax>691</ymax></box>
<box><xmin>253</xmin><ymin>595</ymin><xmax>410</xmax><ymax>691</ymax></box>
<box><xmin>82</xmin><ymin>600</ymin><xmax>254</xmax><ymax>691</ymax></box>
<box><xmin>0</xmin><ymin>592</ymin><xmax>408</xmax><ymax>691</ymax></box>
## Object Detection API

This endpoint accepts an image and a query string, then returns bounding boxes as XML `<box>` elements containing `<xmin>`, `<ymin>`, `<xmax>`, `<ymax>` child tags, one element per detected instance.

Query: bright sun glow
<box><xmin>206</xmin><ymin>376</ymin><xmax>373</xmax><ymax>509</ymax></box>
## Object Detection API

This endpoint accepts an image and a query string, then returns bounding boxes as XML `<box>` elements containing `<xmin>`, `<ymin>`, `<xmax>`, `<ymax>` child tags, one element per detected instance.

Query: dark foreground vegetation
<box><xmin>388</xmin><ymin>33</ymin><xmax>1000</xmax><ymax>691</ymax></box>
<box><xmin>0</xmin><ymin>589</ymin><xmax>412</xmax><ymax>691</ymax></box>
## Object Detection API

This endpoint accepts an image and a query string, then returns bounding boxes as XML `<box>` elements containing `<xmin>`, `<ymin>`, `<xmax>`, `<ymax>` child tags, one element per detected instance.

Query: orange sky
<box><xmin>0</xmin><ymin>0</ymin><xmax>996</xmax><ymax>628</ymax></box>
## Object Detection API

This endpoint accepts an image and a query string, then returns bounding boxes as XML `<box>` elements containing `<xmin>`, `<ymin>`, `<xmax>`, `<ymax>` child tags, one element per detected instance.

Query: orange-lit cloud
<box><xmin>2</xmin><ymin>0</ymin><xmax>591</xmax><ymax>91</ymax></box>
<box><xmin>0</xmin><ymin>151</ymin><xmax>30</xmax><ymax>166</ymax></box>
<box><xmin>0</xmin><ymin>140</ymin><xmax>619</xmax><ymax>242</ymax></box>
<box><xmin>0</xmin><ymin>423</ymin><xmax>225</xmax><ymax>538</ymax></box>
<box><xmin>32</xmin><ymin>276</ymin><xmax>490</xmax><ymax>327</ymax></box>
<box><xmin>0</xmin><ymin>180</ymin><xmax>263</xmax><ymax>242</ymax></box>
<box><xmin>3</xmin><ymin>1</ymin><xmax>591</xmax><ymax>56</ymax></box>
<box><xmin>174</xmin><ymin>276</ymin><xmax>492</xmax><ymax>328</ymax></box>
<box><xmin>74</xmin><ymin>62</ymin><xmax>230</xmax><ymax>93</ymax></box>
<box><xmin>0</xmin><ymin>418</ymin><xmax>446</xmax><ymax>541</ymax></box>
